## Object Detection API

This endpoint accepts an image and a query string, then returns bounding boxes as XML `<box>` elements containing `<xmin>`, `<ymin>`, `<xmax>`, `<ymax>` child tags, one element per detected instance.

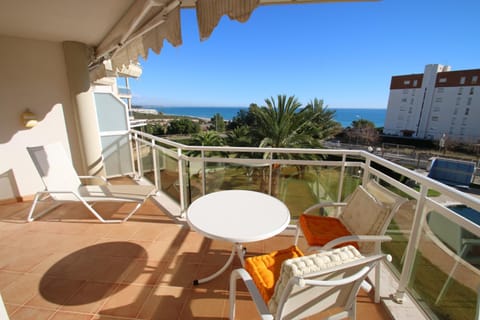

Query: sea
<box><xmin>144</xmin><ymin>106</ymin><xmax>387</xmax><ymax>128</ymax></box>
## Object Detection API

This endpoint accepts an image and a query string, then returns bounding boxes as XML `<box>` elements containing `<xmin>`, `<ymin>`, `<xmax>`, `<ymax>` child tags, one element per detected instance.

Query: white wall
<box><xmin>0</xmin><ymin>35</ymin><xmax>75</xmax><ymax>201</ymax></box>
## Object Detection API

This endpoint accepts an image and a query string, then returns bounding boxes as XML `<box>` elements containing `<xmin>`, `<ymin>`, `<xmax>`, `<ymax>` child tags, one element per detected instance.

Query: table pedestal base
<box><xmin>193</xmin><ymin>243</ymin><xmax>245</xmax><ymax>285</ymax></box>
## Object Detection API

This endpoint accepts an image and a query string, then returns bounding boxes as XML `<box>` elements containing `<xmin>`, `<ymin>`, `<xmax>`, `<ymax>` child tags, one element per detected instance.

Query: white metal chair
<box><xmin>294</xmin><ymin>180</ymin><xmax>407</xmax><ymax>302</ymax></box>
<box><xmin>27</xmin><ymin>142</ymin><xmax>157</xmax><ymax>223</ymax></box>
<box><xmin>229</xmin><ymin>245</ymin><xmax>387</xmax><ymax>320</ymax></box>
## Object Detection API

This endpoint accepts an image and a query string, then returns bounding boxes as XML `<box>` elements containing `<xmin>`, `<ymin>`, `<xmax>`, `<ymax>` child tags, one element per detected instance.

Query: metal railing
<box><xmin>130</xmin><ymin>129</ymin><xmax>480</xmax><ymax>320</ymax></box>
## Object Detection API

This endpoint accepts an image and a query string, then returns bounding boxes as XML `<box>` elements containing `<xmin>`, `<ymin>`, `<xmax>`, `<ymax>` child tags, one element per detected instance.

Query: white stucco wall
<box><xmin>0</xmin><ymin>35</ymin><xmax>75</xmax><ymax>201</ymax></box>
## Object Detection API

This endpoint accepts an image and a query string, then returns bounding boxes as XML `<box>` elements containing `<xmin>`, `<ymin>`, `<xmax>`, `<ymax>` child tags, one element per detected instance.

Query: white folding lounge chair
<box><xmin>229</xmin><ymin>245</ymin><xmax>388</xmax><ymax>320</ymax></box>
<box><xmin>27</xmin><ymin>142</ymin><xmax>156</xmax><ymax>223</ymax></box>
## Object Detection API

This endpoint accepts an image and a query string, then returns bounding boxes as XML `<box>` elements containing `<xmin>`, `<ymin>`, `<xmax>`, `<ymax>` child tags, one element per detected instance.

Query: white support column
<box><xmin>63</xmin><ymin>41</ymin><xmax>106</xmax><ymax>177</ymax></box>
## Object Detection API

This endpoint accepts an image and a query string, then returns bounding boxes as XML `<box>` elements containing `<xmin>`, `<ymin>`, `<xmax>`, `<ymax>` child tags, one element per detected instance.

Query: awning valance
<box><xmin>91</xmin><ymin>0</ymin><xmax>261</xmax><ymax>77</ymax></box>
<box><xmin>90</xmin><ymin>0</ymin><xmax>377</xmax><ymax>80</ymax></box>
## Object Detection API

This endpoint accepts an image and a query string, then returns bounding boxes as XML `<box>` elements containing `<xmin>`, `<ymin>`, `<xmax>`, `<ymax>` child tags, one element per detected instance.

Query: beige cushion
<box><xmin>339</xmin><ymin>186</ymin><xmax>388</xmax><ymax>253</ymax></box>
<box><xmin>365</xmin><ymin>180</ymin><xmax>399</xmax><ymax>208</ymax></box>
<box><xmin>268</xmin><ymin>245</ymin><xmax>363</xmax><ymax>314</ymax></box>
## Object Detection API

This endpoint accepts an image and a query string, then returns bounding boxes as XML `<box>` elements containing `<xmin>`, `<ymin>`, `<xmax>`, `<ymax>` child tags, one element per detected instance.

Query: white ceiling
<box><xmin>0</xmin><ymin>0</ymin><xmax>135</xmax><ymax>45</ymax></box>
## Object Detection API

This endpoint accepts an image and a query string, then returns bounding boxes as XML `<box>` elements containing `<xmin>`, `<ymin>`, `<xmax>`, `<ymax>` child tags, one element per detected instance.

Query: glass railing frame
<box><xmin>130</xmin><ymin>129</ymin><xmax>480</xmax><ymax>319</ymax></box>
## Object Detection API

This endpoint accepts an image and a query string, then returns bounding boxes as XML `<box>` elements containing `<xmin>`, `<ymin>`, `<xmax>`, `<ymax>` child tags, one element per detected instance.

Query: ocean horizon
<box><xmin>140</xmin><ymin>106</ymin><xmax>387</xmax><ymax>128</ymax></box>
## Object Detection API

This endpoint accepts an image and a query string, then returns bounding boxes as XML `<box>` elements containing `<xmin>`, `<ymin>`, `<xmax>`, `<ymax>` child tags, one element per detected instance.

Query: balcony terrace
<box><xmin>0</xmin><ymin>181</ymin><xmax>389</xmax><ymax>319</ymax></box>
<box><xmin>1</xmin><ymin>130</ymin><xmax>479</xmax><ymax>319</ymax></box>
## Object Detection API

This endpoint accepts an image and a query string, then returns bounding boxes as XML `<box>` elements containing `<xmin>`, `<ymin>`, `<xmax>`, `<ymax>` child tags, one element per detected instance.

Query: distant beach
<box><xmin>141</xmin><ymin>106</ymin><xmax>387</xmax><ymax>128</ymax></box>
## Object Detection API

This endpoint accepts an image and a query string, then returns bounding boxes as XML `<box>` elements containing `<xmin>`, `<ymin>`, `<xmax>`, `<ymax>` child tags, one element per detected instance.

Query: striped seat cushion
<box><xmin>245</xmin><ymin>245</ymin><xmax>304</xmax><ymax>303</ymax></box>
<box><xmin>268</xmin><ymin>245</ymin><xmax>364</xmax><ymax>314</ymax></box>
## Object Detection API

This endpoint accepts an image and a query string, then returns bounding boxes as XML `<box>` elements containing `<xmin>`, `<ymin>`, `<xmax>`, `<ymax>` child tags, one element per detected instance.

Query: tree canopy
<box><xmin>166</xmin><ymin>118</ymin><xmax>200</xmax><ymax>135</ymax></box>
<box><xmin>250</xmin><ymin>95</ymin><xmax>340</xmax><ymax>152</ymax></box>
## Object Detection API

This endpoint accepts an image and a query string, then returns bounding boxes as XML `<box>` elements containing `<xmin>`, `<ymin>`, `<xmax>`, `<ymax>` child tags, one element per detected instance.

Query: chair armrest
<box><xmin>230</xmin><ymin>268</ymin><xmax>273</xmax><ymax>320</ymax></box>
<box><xmin>319</xmin><ymin>235</ymin><xmax>392</xmax><ymax>251</ymax></box>
<box><xmin>78</xmin><ymin>176</ymin><xmax>109</xmax><ymax>185</ymax></box>
<box><xmin>304</xmin><ymin>202</ymin><xmax>346</xmax><ymax>215</ymax></box>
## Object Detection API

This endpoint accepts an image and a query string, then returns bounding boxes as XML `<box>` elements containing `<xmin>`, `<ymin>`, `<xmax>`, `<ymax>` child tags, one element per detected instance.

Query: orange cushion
<box><xmin>299</xmin><ymin>214</ymin><xmax>359</xmax><ymax>249</ymax></box>
<box><xmin>245</xmin><ymin>245</ymin><xmax>304</xmax><ymax>303</ymax></box>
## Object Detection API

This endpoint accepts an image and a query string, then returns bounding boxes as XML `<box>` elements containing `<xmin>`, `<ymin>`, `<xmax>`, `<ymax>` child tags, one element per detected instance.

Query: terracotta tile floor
<box><xmin>0</xmin><ymin>190</ymin><xmax>392</xmax><ymax>319</ymax></box>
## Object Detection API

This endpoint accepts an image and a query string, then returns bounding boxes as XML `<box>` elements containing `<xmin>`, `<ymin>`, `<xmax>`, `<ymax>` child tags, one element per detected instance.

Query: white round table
<box><xmin>186</xmin><ymin>190</ymin><xmax>291</xmax><ymax>284</ymax></box>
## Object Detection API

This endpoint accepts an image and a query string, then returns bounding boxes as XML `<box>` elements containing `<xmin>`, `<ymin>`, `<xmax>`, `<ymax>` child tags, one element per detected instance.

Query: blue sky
<box><xmin>129</xmin><ymin>0</ymin><xmax>480</xmax><ymax>109</ymax></box>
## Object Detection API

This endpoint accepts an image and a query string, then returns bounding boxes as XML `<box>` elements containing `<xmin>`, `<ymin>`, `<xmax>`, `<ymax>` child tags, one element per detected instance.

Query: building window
<box><xmin>404</xmin><ymin>80</ymin><xmax>411</xmax><ymax>85</ymax></box>
<box><xmin>473</xmin><ymin>75</ymin><xmax>478</xmax><ymax>84</ymax></box>
<box><xmin>433</xmin><ymin>106</ymin><xmax>441</xmax><ymax>112</ymax></box>
<box><xmin>460</xmin><ymin>76</ymin><xmax>466</xmax><ymax>85</ymax></box>
<box><xmin>413</xmin><ymin>80</ymin><xmax>418</xmax><ymax>87</ymax></box>
<box><xmin>470</xmin><ymin>87</ymin><xmax>474</xmax><ymax>95</ymax></box>
<box><xmin>451</xmin><ymin>117</ymin><xmax>456</xmax><ymax>125</ymax></box>
<box><xmin>453</xmin><ymin>108</ymin><xmax>458</xmax><ymax>115</ymax></box>
<box><xmin>462</xmin><ymin>117</ymin><xmax>468</xmax><ymax>125</ymax></box>
<box><xmin>465</xmin><ymin>107</ymin><xmax>470</xmax><ymax>115</ymax></box>
<box><xmin>458</xmin><ymin>87</ymin><xmax>463</xmax><ymax>95</ymax></box>
<box><xmin>402</xmin><ymin>89</ymin><xmax>409</xmax><ymax>94</ymax></box>
<box><xmin>435</xmin><ymin>97</ymin><xmax>442</xmax><ymax>103</ymax></box>
<box><xmin>431</xmin><ymin>116</ymin><xmax>439</xmax><ymax>122</ymax></box>
<box><xmin>437</xmin><ymin>87</ymin><xmax>444</xmax><ymax>93</ymax></box>
<box><xmin>401</xmin><ymin>98</ymin><xmax>407</xmax><ymax>103</ymax></box>
<box><xmin>467</xmin><ymin>98</ymin><xmax>472</xmax><ymax>106</ymax></box>
<box><xmin>456</xmin><ymin>97</ymin><xmax>461</xmax><ymax>105</ymax></box>
<box><xmin>439</xmin><ymin>77</ymin><xmax>447</xmax><ymax>83</ymax></box>
<box><xmin>408</xmin><ymin>107</ymin><xmax>413</xmax><ymax>114</ymax></box>
<box><xmin>410</xmin><ymin>98</ymin><xmax>414</xmax><ymax>105</ymax></box>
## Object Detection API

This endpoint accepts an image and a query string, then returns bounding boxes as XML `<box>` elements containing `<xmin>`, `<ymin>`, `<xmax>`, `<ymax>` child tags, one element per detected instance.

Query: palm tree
<box><xmin>302</xmin><ymin>98</ymin><xmax>341</xmax><ymax>140</ymax></box>
<box><xmin>251</xmin><ymin>95</ymin><xmax>341</xmax><ymax>194</ymax></box>
<box><xmin>252</xmin><ymin>95</ymin><xmax>339</xmax><ymax>154</ymax></box>
<box><xmin>188</xmin><ymin>130</ymin><xmax>225</xmax><ymax>157</ymax></box>
<box><xmin>227</xmin><ymin>125</ymin><xmax>252</xmax><ymax>147</ymax></box>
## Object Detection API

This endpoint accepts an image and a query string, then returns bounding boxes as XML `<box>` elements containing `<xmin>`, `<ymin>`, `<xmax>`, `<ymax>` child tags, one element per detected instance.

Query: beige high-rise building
<box><xmin>384</xmin><ymin>64</ymin><xmax>480</xmax><ymax>143</ymax></box>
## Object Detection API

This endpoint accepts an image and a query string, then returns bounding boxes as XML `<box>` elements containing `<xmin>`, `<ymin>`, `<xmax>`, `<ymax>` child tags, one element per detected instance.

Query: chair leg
<box><xmin>27</xmin><ymin>193</ymin><xmax>61</xmax><ymax>222</ymax></box>
<box><xmin>81</xmin><ymin>199</ymin><xmax>122</xmax><ymax>223</ymax></box>
<box><xmin>229</xmin><ymin>270</ymin><xmax>238</xmax><ymax>320</ymax></box>
<box><xmin>374</xmin><ymin>262</ymin><xmax>381</xmax><ymax>303</ymax></box>
<box><xmin>122</xmin><ymin>202</ymin><xmax>143</xmax><ymax>222</ymax></box>
<box><xmin>294</xmin><ymin>222</ymin><xmax>302</xmax><ymax>245</ymax></box>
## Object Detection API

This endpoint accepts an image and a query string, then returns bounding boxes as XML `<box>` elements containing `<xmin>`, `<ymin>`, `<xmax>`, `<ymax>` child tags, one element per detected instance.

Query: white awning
<box><xmin>89</xmin><ymin>0</ymin><xmax>378</xmax><ymax>79</ymax></box>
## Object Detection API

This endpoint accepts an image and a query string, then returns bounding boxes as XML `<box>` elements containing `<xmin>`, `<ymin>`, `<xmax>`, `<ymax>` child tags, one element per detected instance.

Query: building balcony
<box><xmin>1</xmin><ymin>130</ymin><xmax>479</xmax><ymax>319</ymax></box>
<box><xmin>0</xmin><ymin>178</ymin><xmax>390</xmax><ymax>319</ymax></box>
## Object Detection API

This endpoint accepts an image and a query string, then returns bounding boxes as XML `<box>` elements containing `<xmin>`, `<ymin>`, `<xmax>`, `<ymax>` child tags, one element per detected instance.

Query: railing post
<box><xmin>151</xmin><ymin>138</ymin><xmax>159</xmax><ymax>190</ymax></box>
<box><xmin>392</xmin><ymin>184</ymin><xmax>428</xmax><ymax>303</ymax></box>
<box><xmin>177</xmin><ymin>148</ymin><xmax>186</xmax><ymax>214</ymax></box>
<box><xmin>362</xmin><ymin>156</ymin><xmax>371</xmax><ymax>186</ymax></box>
<box><xmin>135</xmin><ymin>133</ymin><xmax>142</xmax><ymax>179</ymax></box>
<box><xmin>128</xmin><ymin>131</ymin><xmax>137</xmax><ymax>179</ymax></box>
<box><xmin>268</xmin><ymin>152</ymin><xmax>273</xmax><ymax>195</ymax></box>
<box><xmin>201</xmin><ymin>150</ymin><xmax>206</xmax><ymax>195</ymax></box>
<box><xmin>476</xmin><ymin>286</ymin><xmax>480</xmax><ymax>320</ymax></box>
<box><xmin>337</xmin><ymin>153</ymin><xmax>347</xmax><ymax>202</ymax></box>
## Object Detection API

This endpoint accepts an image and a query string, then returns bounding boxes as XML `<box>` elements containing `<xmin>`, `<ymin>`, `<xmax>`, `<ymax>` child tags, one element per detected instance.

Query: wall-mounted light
<box><xmin>21</xmin><ymin>109</ymin><xmax>38</xmax><ymax>128</ymax></box>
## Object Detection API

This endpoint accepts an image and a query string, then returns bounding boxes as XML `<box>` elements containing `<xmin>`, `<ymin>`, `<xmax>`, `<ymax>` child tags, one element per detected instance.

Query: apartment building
<box><xmin>383</xmin><ymin>64</ymin><xmax>480</xmax><ymax>143</ymax></box>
